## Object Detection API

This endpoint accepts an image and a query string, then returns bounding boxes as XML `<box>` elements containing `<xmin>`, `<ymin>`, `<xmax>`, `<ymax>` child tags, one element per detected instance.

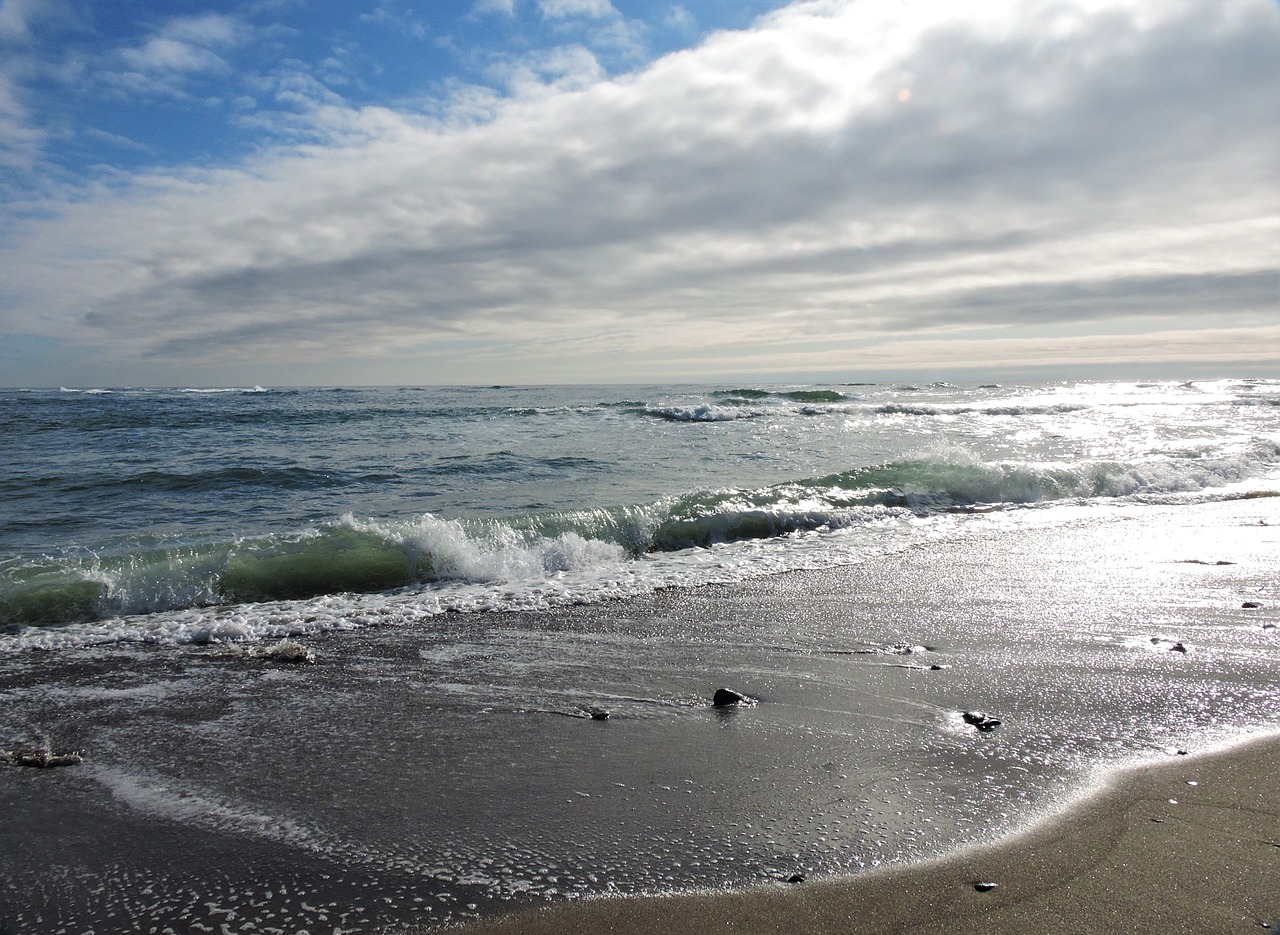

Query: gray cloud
<box><xmin>2</xmin><ymin>0</ymin><xmax>1277</xmax><ymax>382</ymax></box>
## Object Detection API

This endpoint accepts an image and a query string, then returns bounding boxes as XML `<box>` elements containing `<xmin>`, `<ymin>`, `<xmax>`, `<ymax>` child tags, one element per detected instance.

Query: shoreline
<box><xmin>423</xmin><ymin>731</ymin><xmax>1280</xmax><ymax>934</ymax></box>
<box><xmin>3</xmin><ymin>496</ymin><xmax>1275</xmax><ymax>933</ymax></box>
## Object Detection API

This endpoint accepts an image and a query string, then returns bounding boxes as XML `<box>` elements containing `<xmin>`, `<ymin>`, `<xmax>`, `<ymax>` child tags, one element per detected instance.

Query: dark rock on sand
<box><xmin>962</xmin><ymin>711</ymin><xmax>1002</xmax><ymax>731</ymax></box>
<box><xmin>589</xmin><ymin>709</ymin><xmax>611</xmax><ymax>721</ymax></box>
<box><xmin>787</xmin><ymin>874</ymin><xmax>806</xmax><ymax>884</ymax></box>
<box><xmin>713</xmin><ymin>688</ymin><xmax>757</xmax><ymax>708</ymax></box>
<box><xmin>973</xmin><ymin>881</ymin><xmax>999</xmax><ymax>892</ymax></box>
<box><xmin>1243</xmin><ymin>601</ymin><xmax>1263</xmax><ymax>609</ymax></box>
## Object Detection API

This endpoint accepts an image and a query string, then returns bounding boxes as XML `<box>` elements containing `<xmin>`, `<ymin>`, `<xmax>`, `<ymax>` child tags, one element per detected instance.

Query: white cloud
<box><xmin>0</xmin><ymin>0</ymin><xmax>77</xmax><ymax>171</ymax></box>
<box><xmin>104</xmin><ymin>12</ymin><xmax>247</xmax><ymax>97</ymax></box>
<box><xmin>0</xmin><ymin>70</ymin><xmax>44</xmax><ymax>169</ymax></box>
<box><xmin>120</xmin><ymin>36</ymin><xmax>228</xmax><ymax>74</ymax></box>
<box><xmin>539</xmin><ymin>0</ymin><xmax>616</xmax><ymax>20</ymax></box>
<box><xmin>663</xmin><ymin>5</ymin><xmax>696</xmax><ymax>34</ymax></box>
<box><xmin>161</xmin><ymin>12</ymin><xmax>243</xmax><ymax>48</ymax></box>
<box><xmin>1</xmin><ymin>0</ymin><xmax>1277</xmax><ymax>382</ymax></box>
<box><xmin>534</xmin><ymin>0</ymin><xmax>643</xmax><ymax>60</ymax></box>
<box><xmin>360</xmin><ymin>3</ymin><xmax>429</xmax><ymax>39</ymax></box>
<box><xmin>0</xmin><ymin>0</ymin><xmax>32</xmax><ymax>41</ymax></box>
<box><xmin>488</xmin><ymin>44</ymin><xmax>605</xmax><ymax>96</ymax></box>
<box><xmin>472</xmin><ymin>0</ymin><xmax>516</xmax><ymax>16</ymax></box>
<box><xmin>0</xmin><ymin>0</ymin><xmax>68</xmax><ymax>43</ymax></box>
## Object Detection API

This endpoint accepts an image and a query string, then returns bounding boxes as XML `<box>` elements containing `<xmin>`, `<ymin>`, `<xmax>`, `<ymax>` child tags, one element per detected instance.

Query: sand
<box><xmin>5</xmin><ymin>497</ymin><xmax>1275</xmax><ymax>932</ymax></box>
<box><xmin>435</xmin><ymin>733</ymin><xmax>1280</xmax><ymax>935</ymax></box>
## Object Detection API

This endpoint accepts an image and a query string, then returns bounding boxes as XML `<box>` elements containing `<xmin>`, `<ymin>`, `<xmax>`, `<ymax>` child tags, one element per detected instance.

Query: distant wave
<box><xmin>874</xmin><ymin>403</ymin><xmax>1090</xmax><ymax>417</ymax></box>
<box><xmin>713</xmin><ymin>388</ymin><xmax>851</xmax><ymax>403</ymax></box>
<box><xmin>635</xmin><ymin>404</ymin><xmax>762</xmax><ymax>422</ymax></box>
<box><xmin>714</xmin><ymin>388</ymin><xmax>772</xmax><ymax>399</ymax></box>
<box><xmin>180</xmin><ymin>386</ymin><xmax>269</xmax><ymax>394</ymax></box>
<box><xmin>636</xmin><ymin>389</ymin><xmax>851</xmax><ymax>421</ymax></box>
<box><xmin>422</xmin><ymin>452</ymin><xmax>609</xmax><ymax>478</ymax></box>
<box><xmin>21</xmin><ymin>466</ymin><xmax>350</xmax><ymax>496</ymax></box>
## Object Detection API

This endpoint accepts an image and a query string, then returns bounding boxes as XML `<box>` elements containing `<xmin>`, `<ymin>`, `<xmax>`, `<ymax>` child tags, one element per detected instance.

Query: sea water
<box><xmin>3</xmin><ymin>379</ymin><xmax>1276</xmax><ymax>646</ymax></box>
<box><xmin>2</xmin><ymin>379</ymin><xmax>1279</xmax><ymax>932</ymax></box>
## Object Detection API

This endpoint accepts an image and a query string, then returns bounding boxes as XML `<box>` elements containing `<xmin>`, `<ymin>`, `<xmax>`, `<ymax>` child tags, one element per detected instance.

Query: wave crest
<box><xmin>4</xmin><ymin>443</ymin><xmax>1277</xmax><ymax>634</ymax></box>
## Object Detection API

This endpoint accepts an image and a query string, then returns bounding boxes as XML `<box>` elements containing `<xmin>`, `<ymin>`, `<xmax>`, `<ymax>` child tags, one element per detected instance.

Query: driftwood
<box><xmin>4</xmin><ymin>725</ymin><xmax>83</xmax><ymax>769</ymax></box>
<box><xmin>7</xmin><ymin>747</ymin><xmax>82</xmax><ymax>768</ymax></box>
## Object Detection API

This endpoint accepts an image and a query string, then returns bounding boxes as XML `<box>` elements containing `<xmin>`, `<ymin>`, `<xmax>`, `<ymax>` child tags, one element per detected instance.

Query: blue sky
<box><xmin>3</xmin><ymin>1</ymin><xmax>785</xmax><ymax>185</ymax></box>
<box><xmin>1</xmin><ymin>0</ymin><xmax>1277</xmax><ymax>386</ymax></box>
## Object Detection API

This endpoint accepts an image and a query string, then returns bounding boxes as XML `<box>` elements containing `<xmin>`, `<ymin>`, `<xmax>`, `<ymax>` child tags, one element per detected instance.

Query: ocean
<box><xmin>2</xmin><ymin>379</ymin><xmax>1278</xmax><ymax>932</ymax></box>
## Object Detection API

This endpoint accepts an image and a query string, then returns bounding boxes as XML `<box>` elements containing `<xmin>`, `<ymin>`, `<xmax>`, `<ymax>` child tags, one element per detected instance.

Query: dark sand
<box><xmin>434</xmin><ymin>732</ymin><xmax>1280</xmax><ymax>935</ymax></box>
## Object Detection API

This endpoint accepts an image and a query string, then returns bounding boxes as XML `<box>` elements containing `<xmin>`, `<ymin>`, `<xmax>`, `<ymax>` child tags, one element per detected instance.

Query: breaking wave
<box><xmin>4</xmin><ymin>442</ymin><xmax>1277</xmax><ymax>633</ymax></box>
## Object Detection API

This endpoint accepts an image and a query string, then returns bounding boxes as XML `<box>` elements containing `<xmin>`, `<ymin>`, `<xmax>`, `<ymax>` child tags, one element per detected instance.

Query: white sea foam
<box><xmin>88</xmin><ymin>765</ymin><xmax>319</xmax><ymax>850</ymax></box>
<box><xmin>180</xmin><ymin>386</ymin><xmax>270</xmax><ymax>394</ymax></box>
<box><xmin>348</xmin><ymin>513</ymin><xmax>630</xmax><ymax>583</ymax></box>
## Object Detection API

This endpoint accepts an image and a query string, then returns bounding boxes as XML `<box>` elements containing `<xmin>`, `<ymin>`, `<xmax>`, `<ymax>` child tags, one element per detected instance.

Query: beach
<box><xmin>437</xmin><ymin>727</ymin><xmax>1280</xmax><ymax>932</ymax></box>
<box><xmin>434</xmin><ymin>731</ymin><xmax>1280</xmax><ymax>935</ymax></box>
<box><xmin>3</xmin><ymin>494</ymin><xmax>1277</xmax><ymax>933</ymax></box>
<box><xmin>425</xmin><ymin>495</ymin><xmax>1280</xmax><ymax>935</ymax></box>
<box><xmin>2</xmin><ymin>382</ymin><xmax>1278</xmax><ymax>933</ymax></box>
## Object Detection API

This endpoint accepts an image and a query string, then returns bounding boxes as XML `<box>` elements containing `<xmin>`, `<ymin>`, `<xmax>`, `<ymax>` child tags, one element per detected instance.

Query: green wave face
<box><xmin>715</xmin><ymin>388</ymin><xmax>772</xmax><ymax>399</ymax></box>
<box><xmin>817</xmin><ymin>459</ymin><xmax>1104</xmax><ymax>507</ymax></box>
<box><xmin>0</xmin><ymin>579</ymin><xmax>107</xmax><ymax>628</ymax></box>
<box><xmin>778</xmin><ymin>390</ymin><xmax>847</xmax><ymax>403</ymax></box>
<box><xmin>216</xmin><ymin>528</ymin><xmax>426</xmax><ymax>603</ymax></box>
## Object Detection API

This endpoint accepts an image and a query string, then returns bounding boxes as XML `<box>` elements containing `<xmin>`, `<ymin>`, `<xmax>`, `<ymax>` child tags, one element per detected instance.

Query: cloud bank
<box><xmin>1</xmin><ymin>0</ymin><xmax>1277</xmax><ymax>384</ymax></box>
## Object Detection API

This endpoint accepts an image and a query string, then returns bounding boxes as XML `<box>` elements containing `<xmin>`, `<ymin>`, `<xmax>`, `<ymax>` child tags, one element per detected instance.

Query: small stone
<box><xmin>973</xmin><ymin>881</ymin><xmax>998</xmax><ymax>892</ymax></box>
<box><xmin>1243</xmin><ymin>601</ymin><xmax>1263</xmax><ymax>609</ymax></box>
<box><xmin>589</xmin><ymin>710</ymin><xmax>610</xmax><ymax>721</ymax></box>
<box><xmin>787</xmin><ymin>874</ymin><xmax>806</xmax><ymax>884</ymax></box>
<box><xmin>713</xmin><ymin>688</ymin><xmax>757</xmax><ymax>708</ymax></box>
<box><xmin>962</xmin><ymin>711</ymin><xmax>1002</xmax><ymax>731</ymax></box>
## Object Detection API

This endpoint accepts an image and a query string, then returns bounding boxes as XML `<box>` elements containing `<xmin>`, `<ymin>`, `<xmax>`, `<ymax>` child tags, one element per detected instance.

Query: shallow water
<box><xmin>2</xmin><ymin>497</ymin><xmax>1277</xmax><ymax>932</ymax></box>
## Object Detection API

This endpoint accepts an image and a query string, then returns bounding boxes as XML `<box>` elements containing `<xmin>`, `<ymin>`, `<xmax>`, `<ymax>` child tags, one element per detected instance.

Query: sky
<box><xmin>0</xmin><ymin>0</ymin><xmax>1277</xmax><ymax>387</ymax></box>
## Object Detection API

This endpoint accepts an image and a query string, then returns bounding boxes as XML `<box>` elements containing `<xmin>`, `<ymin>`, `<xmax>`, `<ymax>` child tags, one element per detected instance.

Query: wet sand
<box><xmin>433</xmin><ymin>732</ymin><xmax>1280</xmax><ymax>935</ymax></box>
<box><xmin>3</xmin><ymin>498</ymin><xmax>1276</xmax><ymax>933</ymax></box>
